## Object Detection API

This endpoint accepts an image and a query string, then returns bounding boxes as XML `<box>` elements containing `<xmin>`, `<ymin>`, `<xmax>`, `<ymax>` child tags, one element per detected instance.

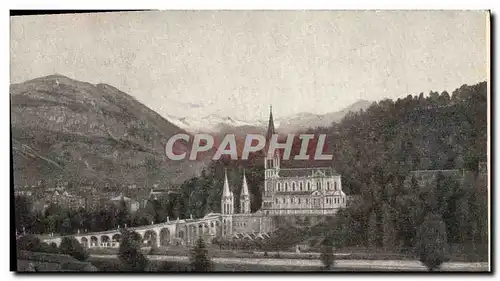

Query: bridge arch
<box><xmin>101</xmin><ymin>235</ymin><xmax>110</xmax><ymax>247</ymax></box>
<box><xmin>112</xmin><ymin>233</ymin><xmax>121</xmax><ymax>243</ymax></box>
<box><xmin>159</xmin><ymin>228</ymin><xmax>171</xmax><ymax>246</ymax></box>
<box><xmin>143</xmin><ymin>230</ymin><xmax>158</xmax><ymax>247</ymax></box>
<box><xmin>80</xmin><ymin>237</ymin><xmax>88</xmax><ymax>248</ymax></box>
<box><xmin>90</xmin><ymin>236</ymin><xmax>98</xmax><ymax>247</ymax></box>
<box><xmin>177</xmin><ymin>225</ymin><xmax>187</xmax><ymax>241</ymax></box>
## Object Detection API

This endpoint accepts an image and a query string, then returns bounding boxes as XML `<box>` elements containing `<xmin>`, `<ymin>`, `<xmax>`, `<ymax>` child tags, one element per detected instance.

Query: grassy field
<box><xmin>87</xmin><ymin>257</ymin><xmax>411</xmax><ymax>272</ymax></box>
<box><xmin>87</xmin><ymin>244</ymin><xmax>488</xmax><ymax>263</ymax></box>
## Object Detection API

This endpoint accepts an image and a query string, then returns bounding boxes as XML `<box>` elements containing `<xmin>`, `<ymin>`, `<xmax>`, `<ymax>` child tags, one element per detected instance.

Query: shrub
<box><xmin>320</xmin><ymin>244</ymin><xmax>335</xmax><ymax>270</ymax></box>
<box><xmin>416</xmin><ymin>212</ymin><xmax>449</xmax><ymax>271</ymax></box>
<box><xmin>118</xmin><ymin>229</ymin><xmax>148</xmax><ymax>271</ymax></box>
<box><xmin>59</xmin><ymin>237</ymin><xmax>89</xmax><ymax>261</ymax></box>
<box><xmin>189</xmin><ymin>237</ymin><xmax>212</xmax><ymax>272</ymax></box>
<box><xmin>319</xmin><ymin>236</ymin><xmax>335</xmax><ymax>270</ymax></box>
<box><xmin>16</xmin><ymin>235</ymin><xmax>42</xmax><ymax>252</ymax></box>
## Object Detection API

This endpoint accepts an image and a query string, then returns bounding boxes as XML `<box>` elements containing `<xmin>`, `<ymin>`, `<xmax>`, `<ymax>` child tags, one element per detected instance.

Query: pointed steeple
<box><xmin>240</xmin><ymin>170</ymin><xmax>251</xmax><ymax>214</ymax></box>
<box><xmin>241</xmin><ymin>170</ymin><xmax>249</xmax><ymax>196</ymax></box>
<box><xmin>222</xmin><ymin>168</ymin><xmax>231</xmax><ymax>197</ymax></box>
<box><xmin>221</xmin><ymin>168</ymin><xmax>234</xmax><ymax>215</ymax></box>
<box><xmin>266</xmin><ymin>105</ymin><xmax>275</xmax><ymax>143</ymax></box>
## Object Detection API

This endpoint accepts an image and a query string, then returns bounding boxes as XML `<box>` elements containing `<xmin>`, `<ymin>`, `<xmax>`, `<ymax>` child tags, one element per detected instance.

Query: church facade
<box><xmin>219</xmin><ymin>107</ymin><xmax>347</xmax><ymax>237</ymax></box>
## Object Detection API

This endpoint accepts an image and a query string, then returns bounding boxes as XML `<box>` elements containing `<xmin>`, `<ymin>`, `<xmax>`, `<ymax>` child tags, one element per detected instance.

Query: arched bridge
<box><xmin>42</xmin><ymin>213</ymin><xmax>230</xmax><ymax>248</ymax></box>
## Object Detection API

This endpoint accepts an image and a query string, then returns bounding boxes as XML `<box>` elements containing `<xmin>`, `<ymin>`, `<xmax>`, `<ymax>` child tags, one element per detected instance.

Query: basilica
<box><xmin>219</xmin><ymin>107</ymin><xmax>347</xmax><ymax>235</ymax></box>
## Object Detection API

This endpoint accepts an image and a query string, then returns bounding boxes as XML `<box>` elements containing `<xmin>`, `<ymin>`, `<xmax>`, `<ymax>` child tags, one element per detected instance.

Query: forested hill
<box><xmin>173</xmin><ymin>81</ymin><xmax>488</xmax><ymax>219</ymax></box>
<box><xmin>326</xmin><ymin>81</ymin><xmax>487</xmax><ymax>195</ymax></box>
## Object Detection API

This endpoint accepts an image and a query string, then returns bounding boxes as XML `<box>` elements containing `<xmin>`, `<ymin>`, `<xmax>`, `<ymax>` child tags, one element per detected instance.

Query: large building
<box><xmin>256</xmin><ymin>107</ymin><xmax>345</xmax><ymax>215</ymax></box>
<box><xmin>220</xmin><ymin>107</ymin><xmax>347</xmax><ymax>235</ymax></box>
<box><xmin>42</xmin><ymin>107</ymin><xmax>348</xmax><ymax>247</ymax></box>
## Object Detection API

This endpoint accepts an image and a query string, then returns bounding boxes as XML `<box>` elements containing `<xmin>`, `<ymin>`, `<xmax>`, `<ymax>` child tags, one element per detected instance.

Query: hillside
<box><xmin>277</xmin><ymin>100</ymin><xmax>373</xmax><ymax>133</ymax></box>
<box><xmin>10</xmin><ymin>75</ymin><xmax>203</xmax><ymax>190</ymax></box>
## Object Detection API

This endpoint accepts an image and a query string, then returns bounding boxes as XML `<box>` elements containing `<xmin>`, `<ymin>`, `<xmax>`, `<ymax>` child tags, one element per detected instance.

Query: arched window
<box><xmin>275</xmin><ymin>198</ymin><xmax>278</xmax><ymax>204</ymax></box>
<box><xmin>334</xmin><ymin>181</ymin><xmax>337</xmax><ymax>191</ymax></box>
<box><xmin>282</xmin><ymin>198</ymin><xmax>286</xmax><ymax>204</ymax></box>
<box><xmin>298</xmin><ymin>198</ymin><xmax>301</xmax><ymax>204</ymax></box>
<box><xmin>277</xmin><ymin>182</ymin><xmax>281</xmax><ymax>191</ymax></box>
<box><xmin>307</xmin><ymin>182</ymin><xmax>311</xmax><ymax>190</ymax></box>
<box><xmin>292</xmin><ymin>182</ymin><xmax>296</xmax><ymax>191</ymax></box>
<box><xmin>285</xmin><ymin>182</ymin><xmax>288</xmax><ymax>191</ymax></box>
<box><xmin>299</xmin><ymin>182</ymin><xmax>303</xmax><ymax>191</ymax></box>
<box><xmin>327</xmin><ymin>182</ymin><xmax>330</xmax><ymax>190</ymax></box>
<box><xmin>317</xmin><ymin>181</ymin><xmax>321</xmax><ymax>190</ymax></box>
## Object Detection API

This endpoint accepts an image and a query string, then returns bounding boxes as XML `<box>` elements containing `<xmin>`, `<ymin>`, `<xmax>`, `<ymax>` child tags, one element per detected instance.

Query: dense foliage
<box><xmin>14</xmin><ymin>194</ymin><xmax>176</xmax><ymax>236</ymax></box>
<box><xmin>16</xmin><ymin>235</ymin><xmax>58</xmax><ymax>254</ymax></box>
<box><xmin>319</xmin><ymin>237</ymin><xmax>335</xmax><ymax>270</ymax></box>
<box><xmin>416</xmin><ymin>212</ymin><xmax>449</xmax><ymax>271</ymax></box>
<box><xmin>59</xmin><ymin>236</ymin><xmax>89</xmax><ymax>261</ymax></box>
<box><xmin>118</xmin><ymin>229</ymin><xmax>148</xmax><ymax>271</ymax></box>
<box><xmin>189</xmin><ymin>237</ymin><xmax>213</xmax><ymax>272</ymax></box>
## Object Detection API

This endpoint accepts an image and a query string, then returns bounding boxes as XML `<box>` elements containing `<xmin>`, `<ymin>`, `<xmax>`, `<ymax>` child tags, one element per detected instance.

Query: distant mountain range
<box><xmin>10</xmin><ymin>75</ymin><xmax>204</xmax><ymax>189</ymax></box>
<box><xmin>10</xmin><ymin>74</ymin><xmax>372</xmax><ymax>190</ymax></box>
<box><xmin>166</xmin><ymin>100</ymin><xmax>373</xmax><ymax>134</ymax></box>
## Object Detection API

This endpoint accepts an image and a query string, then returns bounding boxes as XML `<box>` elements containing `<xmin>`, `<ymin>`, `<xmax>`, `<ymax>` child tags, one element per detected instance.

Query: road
<box><xmin>91</xmin><ymin>254</ymin><xmax>489</xmax><ymax>271</ymax></box>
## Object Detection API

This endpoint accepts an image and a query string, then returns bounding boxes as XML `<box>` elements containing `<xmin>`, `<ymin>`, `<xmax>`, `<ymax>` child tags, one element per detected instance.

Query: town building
<box><xmin>109</xmin><ymin>194</ymin><xmax>140</xmax><ymax>213</ymax></box>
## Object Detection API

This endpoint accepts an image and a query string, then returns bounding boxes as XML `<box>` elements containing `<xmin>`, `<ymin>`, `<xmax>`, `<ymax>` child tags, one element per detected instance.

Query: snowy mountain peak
<box><xmin>165</xmin><ymin>114</ymin><xmax>266</xmax><ymax>133</ymax></box>
<box><xmin>165</xmin><ymin>100</ymin><xmax>371</xmax><ymax>134</ymax></box>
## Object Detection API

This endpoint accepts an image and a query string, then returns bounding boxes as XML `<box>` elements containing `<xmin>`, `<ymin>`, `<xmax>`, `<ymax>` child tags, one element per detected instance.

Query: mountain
<box><xmin>165</xmin><ymin>114</ymin><xmax>267</xmax><ymax>134</ymax></box>
<box><xmin>167</xmin><ymin>100</ymin><xmax>372</xmax><ymax>134</ymax></box>
<box><xmin>10</xmin><ymin>75</ymin><xmax>204</xmax><ymax>190</ymax></box>
<box><xmin>276</xmin><ymin>100</ymin><xmax>373</xmax><ymax>132</ymax></box>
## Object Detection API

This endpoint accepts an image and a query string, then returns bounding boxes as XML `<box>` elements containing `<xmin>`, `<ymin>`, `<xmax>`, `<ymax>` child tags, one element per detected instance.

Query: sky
<box><xmin>10</xmin><ymin>10</ymin><xmax>488</xmax><ymax>121</ymax></box>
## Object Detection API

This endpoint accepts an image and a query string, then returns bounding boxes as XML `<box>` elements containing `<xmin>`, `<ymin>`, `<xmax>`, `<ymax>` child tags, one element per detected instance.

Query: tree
<box><xmin>189</xmin><ymin>237</ymin><xmax>213</xmax><ymax>272</ymax></box>
<box><xmin>16</xmin><ymin>235</ymin><xmax>42</xmax><ymax>252</ymax></box>
<box><xmin>319</xmin><ymin>237</ymin><xmax>335</xmax><ymax>270</ymax></box>
<box><xmin>15</xmin><ymin>196</ymin><xmax>33</xmax><ymax>234</ymax></box>
<box><xmin>59</xmin><ymin>237</ymin><xmax>89</xmax><ymax>261</ymax></box>
<box><xmin>382</xmin><ymin>204</ymin><xmax>396</xmax><ymax>250</ymax></box>
<box><xmin>367</xmin><ymin>210</ymin><xmax>378</xmax><ymax>248</ymax></box>
<box><xmin>48</xmin><ymin>242</ymin><xmax>60</xmax><ymax>253</ymax></box>
<box><xmin>118</xmin><ymin>229</ymin><xmax>148</xmax><ymax>271</ymax></box>
<box><xmin>416</xmin><ymin>212</ymin><xmax>449</xmax><ymax>271</ymax></box>
<box><xmin>116</xmin><ymin>198</ymin><xmax>130</xmax><ymax>227</ymax></box>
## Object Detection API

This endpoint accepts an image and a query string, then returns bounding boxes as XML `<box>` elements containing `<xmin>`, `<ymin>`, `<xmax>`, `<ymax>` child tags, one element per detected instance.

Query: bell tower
<box><xmin>221</xmin><ymin>169</ymin><xmax>234</xmax><ymax>215</ymax></box>
<box><xmin>264</xmin><ymin>105</ymin><xmax>280</xmax><ymax>174</ymax></box>
<box><xmin>240</xmin><ymin>170</ymin><xmax>251</xmax><ymax>214</ymax></box>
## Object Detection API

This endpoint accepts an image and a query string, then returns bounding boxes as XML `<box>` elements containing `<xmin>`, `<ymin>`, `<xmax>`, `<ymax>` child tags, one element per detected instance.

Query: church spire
<box><xmin>241</xmin><ymin>170</ymin><xmax>249</xmax><ymax>196</ymax></box>
<box><xmin>222</xmin><ymin>168</ymin><xmax>231</xmax><ymax>197</ymax></box>
<box><xmin>266</xmin><ymin>105</ymin><xmax>275</xmax><ymax>143</ymax></box>
<box><xmin>221</xmin><ymin>168</ymin><xmax>234</xmax><ymax>215</ymax></box>
<box><xmin>240</xmin><ymin>170</ymin><xmax>250</xmax><ymax>214</ymax></box>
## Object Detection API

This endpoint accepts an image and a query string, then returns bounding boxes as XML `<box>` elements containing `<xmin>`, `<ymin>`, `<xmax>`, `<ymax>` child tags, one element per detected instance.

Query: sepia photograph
<box><xmin>10</xmin><ymin>10</ymin><xmax>490</xmax><ymax>272</ymax></box>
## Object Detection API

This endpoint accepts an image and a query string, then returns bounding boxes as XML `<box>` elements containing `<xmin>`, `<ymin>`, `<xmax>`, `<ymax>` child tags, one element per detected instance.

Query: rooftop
<box><xmin>279</xmin><ymin>167</ymin><xmax>339</xmax><ymax>178</ymax></box>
